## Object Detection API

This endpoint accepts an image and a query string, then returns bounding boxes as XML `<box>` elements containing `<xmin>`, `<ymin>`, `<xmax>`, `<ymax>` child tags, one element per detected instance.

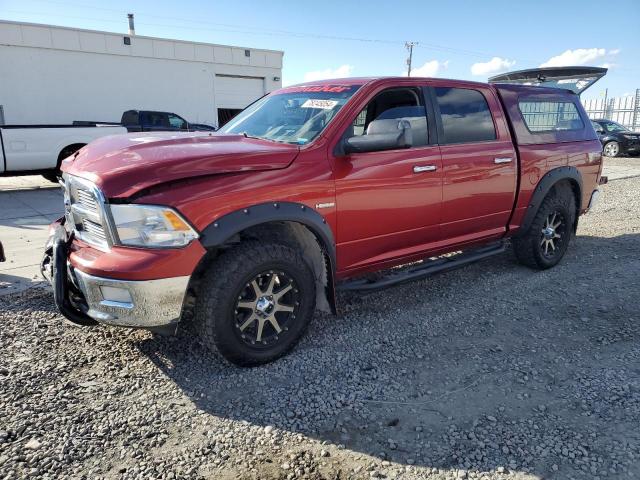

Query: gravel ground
<box><xmin>1</xmin><ymin>162</ymin><xmax>639</xmax><ymax>480</ymax></box>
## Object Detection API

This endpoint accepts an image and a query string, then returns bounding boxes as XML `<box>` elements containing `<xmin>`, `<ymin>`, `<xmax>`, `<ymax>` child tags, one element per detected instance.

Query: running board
<box><xmin>337</xmin><ymin>242</ymin><xmax>506</xmax><ymax>292</ymax></box>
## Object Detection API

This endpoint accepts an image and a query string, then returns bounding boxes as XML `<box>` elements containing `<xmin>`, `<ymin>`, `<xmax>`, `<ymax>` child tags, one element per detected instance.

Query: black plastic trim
<box><xmin>514</xmin><ymin>166</ymin><xmax>583</xmax><ymax>236</ymax></box>
<box><xmin>338</xmin><ymin>242</ymin><xmax>505</xmax><ymax>291</ymax></box>
<box><xmin>199</xmin><ymin>202</ymin><xmax>337</xmax><ymax>314</ymax></box>
<box><xmin>199</xmin><ymin>201</ymin><xmax>336</xmax><ymax>269</ymax></box>
<box><xmin>422</xmin><ymin>86</ymin><xmax>440</xmax><ymax>145</ymax></box>
<box><xmin>50</xmin><ymin>225</ymin><xmax>98</xmax><ymax>326</ymax></box>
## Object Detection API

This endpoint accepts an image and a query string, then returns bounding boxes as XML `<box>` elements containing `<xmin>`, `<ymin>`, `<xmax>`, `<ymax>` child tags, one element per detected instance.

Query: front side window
<box><xmin>347</xmin><ymin>87</ymin><xmax>428</xmax><ymax>147</ymax></box>
<box><xmin>435</xmin><ymin>87</ymin><xmax>496</xmax><ymax>144</ymax></box>
<box><xmin>519</xmin><ymin>100</ymin><xmax>584</xmax><ymax>132</ymax></box>
<box><xmin>141</xmin><ymin>112</ymin><xmax>169</xmax><ymax>128</ymax></box>
<box><xmin>219</xmin><ymin>84</ymin><xmax>361</xmax><ymax>144</ymax></box>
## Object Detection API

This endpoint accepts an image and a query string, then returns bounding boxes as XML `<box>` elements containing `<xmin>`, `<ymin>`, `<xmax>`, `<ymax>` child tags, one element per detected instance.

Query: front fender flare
<box><xmin>199</xmin><ymin>202</ymin><xmax>335</xmax><ymax>263</ymax></box>
<box><xmin>515</xmin><ymin>166</ymin><xmax>582</xmax><ymax>236</ymax></box>
<box><xmin>199</xmin><ymin>202</ymin><xmax>337</xmax><ymax>309</ymax></box>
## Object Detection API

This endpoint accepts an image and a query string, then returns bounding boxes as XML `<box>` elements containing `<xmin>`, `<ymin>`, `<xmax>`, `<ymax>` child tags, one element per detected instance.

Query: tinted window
<box><xmin>435</xmin><ymin>87</ymin><xmax>496</xmax><ymax>143</ymax></box>
<box><xmin>602</xmin><ymin>121</ymin><xmax>628</xmax><ymax>133</ymax></box>
<box><xmin>519</xmin><ymin>101</ymin><xmax>584</xmax><ymax>132</ymax></box>
<box><xmin>141</xmin><ymin>112</ymin><xmax>170</xmax><ymax>128</ymax></box>
<box><xmin>349</xmin><ymin>87</ymin><xmax>428</xmax><ymax>147</ymax></box>
<box><xmin>168</xmin><ymin>114</ymin><xmax>187</xmax><ymax>130</ymax></box>
<box><xmin>121</xmin><ymin>111</ymin><xmax>138</xmax><ymax>125</ymax></box>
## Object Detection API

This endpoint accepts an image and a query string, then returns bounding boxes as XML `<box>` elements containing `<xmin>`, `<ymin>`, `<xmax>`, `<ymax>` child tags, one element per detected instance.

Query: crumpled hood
<box><xmin>62</xmin><ymin>132</ymin><xmax>300</xmax><ymax>198</ymax></box>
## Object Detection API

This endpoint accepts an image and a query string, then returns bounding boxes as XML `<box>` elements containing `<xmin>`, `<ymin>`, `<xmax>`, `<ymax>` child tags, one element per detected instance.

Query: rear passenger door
<box><xmin>430</xmin><ymin>84</ymin><xmax>517</xmax><ymax>243</ymax></box>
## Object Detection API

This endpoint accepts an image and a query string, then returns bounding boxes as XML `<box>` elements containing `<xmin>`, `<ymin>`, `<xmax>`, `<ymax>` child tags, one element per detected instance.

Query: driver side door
<box><xmin>331</xmin><ymin>85</ymin><xmax>443</xmax><ymax>274</ymax></box>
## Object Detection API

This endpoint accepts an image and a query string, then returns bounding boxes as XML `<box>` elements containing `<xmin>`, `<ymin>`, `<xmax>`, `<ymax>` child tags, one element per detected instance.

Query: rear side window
<box><xmin>435</xmin><ymin>87</ymin><xmax>496</xmax><ymax>144</ymax></box>
<box><xmin>519</xmin><ymin>101</ymin><xmax>584</xmax><ymax>132</ymax></box>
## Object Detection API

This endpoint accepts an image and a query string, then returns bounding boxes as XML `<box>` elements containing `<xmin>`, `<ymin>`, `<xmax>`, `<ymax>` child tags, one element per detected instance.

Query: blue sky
<box><xmin>2</xmin><ymin>0</ymin><xmax>638</xmax><ymax>98</ymax></box>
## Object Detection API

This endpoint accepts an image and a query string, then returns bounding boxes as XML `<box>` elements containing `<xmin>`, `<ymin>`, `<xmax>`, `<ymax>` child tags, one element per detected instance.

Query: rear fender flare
<box><xmin>515</xmin><ymin>166</ymin><xmax>582</xmax><ymax>236</ymax></box>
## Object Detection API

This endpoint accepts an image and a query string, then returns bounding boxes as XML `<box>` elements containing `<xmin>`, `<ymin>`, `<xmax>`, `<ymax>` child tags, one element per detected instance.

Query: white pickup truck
<box><xmin>0</xmin><ymin>124</ymin><xmax>127</xmax><ymax>182</ymax></box>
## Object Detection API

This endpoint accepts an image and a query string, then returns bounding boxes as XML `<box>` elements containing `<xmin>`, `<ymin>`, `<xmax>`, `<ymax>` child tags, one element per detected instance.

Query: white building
<box><xmin>0</xmin><ymin>20</ymin><xmax>283</xmax><ymax>127</ymax></box>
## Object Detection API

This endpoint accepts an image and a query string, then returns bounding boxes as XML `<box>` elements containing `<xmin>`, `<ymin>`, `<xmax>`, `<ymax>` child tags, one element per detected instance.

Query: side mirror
<box><xmin>343</xmin><ymin>119</ymin><xmax>413</xmax><ymax>154</ymax></box>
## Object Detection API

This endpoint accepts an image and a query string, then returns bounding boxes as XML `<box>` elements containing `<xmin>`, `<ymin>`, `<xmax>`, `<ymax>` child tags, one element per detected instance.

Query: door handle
<box><xmin>413</xmin><ymin>165</ymin><xmax>437</xmax><ymax>173</ymax></box>
<box><xmin>494</xmin><ymin>157</ymin><xmax>513</xmax><ymax>164</ymax></box>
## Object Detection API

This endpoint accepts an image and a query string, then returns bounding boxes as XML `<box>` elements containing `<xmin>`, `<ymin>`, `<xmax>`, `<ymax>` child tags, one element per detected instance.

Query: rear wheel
<box><xmin>42</xmin><ymin>172</ymin><xmax>60</xmax><ymax>183</ymax></box>
<box><xmin>513</xmin><ymin>185</ymin><xmax>576</xmax><ymax>270</ymax></box>
<box><xmin>603</xmin><ymin>141</ymin><xmax>620</xmax><ymax>157</ymax></box>
<box><xmin>194</xmin><ymin>241</ymin><xmax>316</xmax><ymax>366</ymax></box>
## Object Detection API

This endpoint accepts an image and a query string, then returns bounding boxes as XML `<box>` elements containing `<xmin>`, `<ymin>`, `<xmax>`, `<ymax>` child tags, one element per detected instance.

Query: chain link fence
<box><xmin>582</xmin><ymin>89</ymin><xmax>640</xmax><ymax>131</ymax></box>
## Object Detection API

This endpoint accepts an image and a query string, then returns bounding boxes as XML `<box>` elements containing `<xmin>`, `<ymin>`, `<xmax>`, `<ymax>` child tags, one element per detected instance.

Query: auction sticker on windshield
<box><xmin>301</xmin><ymin>99</ymin><xmax>339</xmax><ymax>110</ymax></box>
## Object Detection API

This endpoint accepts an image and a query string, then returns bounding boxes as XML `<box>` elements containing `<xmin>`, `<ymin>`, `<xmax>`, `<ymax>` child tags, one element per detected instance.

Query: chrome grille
<box><xmin>76</xmin><ymin>189</ymin><xmax>99</xmax><ymax>214</ymax></box>
<box><xmin>82</xmin><ymin>219</ymin><xmax>107</xmax><ymax>242</ymax></box>
<box><xmin>61</xmin><ymin>174</ymin><xmax>111</xmax><ymax>250</ymax></box>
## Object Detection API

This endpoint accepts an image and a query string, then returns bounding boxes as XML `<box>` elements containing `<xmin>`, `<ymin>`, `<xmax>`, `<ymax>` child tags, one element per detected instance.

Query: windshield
<box><xmin>603</xmin><ymin>121</ymin><xmax>628</xmax><ymax>133</ymax></box>
<box><xmin>218</xmin><ymin>84</ymin><xmax>361</xmax><ymax>144</ymax></box>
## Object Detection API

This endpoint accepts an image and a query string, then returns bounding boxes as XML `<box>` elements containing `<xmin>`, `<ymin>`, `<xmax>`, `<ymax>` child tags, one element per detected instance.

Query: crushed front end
<box><xmin>41</xmin><ymin>174</ymin><xmax>205</xmax><ymax>328</ymax></box>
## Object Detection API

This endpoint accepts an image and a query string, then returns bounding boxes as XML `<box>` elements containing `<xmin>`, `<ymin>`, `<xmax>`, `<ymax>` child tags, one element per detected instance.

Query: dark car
<box><xmin>591</xmin><ymin>119</ymin><xmax>640</xmax><ymax>157</ymax></box>
<box><xmin>0</xmin><ymin>241</ymin><xmax>5</xmax><ymax>262</ymax></box>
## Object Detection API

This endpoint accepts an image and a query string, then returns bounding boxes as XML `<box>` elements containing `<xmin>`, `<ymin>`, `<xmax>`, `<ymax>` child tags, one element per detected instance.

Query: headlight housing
<box><xmin>110</xmin><ymin>204</ymin><xmax>198</xmax><ymax>248</ymax></box>
<box><xmin>622</xmin><ymin>134</ymin><xmax>638</xmax><ymax>140</ymax></box>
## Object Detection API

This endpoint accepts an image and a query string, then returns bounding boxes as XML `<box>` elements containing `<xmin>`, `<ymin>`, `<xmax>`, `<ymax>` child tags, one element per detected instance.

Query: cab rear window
<box><xmin>519</xmin><ymin>100</ymin><xmax>584</xmax><ymax>132</ymax></box>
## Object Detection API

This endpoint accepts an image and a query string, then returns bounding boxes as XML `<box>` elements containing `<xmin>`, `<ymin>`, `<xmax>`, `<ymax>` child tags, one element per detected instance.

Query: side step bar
<box><xmin>337</xmin><ymin>242</ymin><xmax>506</xmax><ymax>292</ymax></box>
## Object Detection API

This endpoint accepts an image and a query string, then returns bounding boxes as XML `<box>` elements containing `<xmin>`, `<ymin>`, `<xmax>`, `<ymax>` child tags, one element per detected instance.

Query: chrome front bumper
<box><xmin>73</xmin><ymin>270</ymin><xmax>190</xmax><ymax>327</ymax></box>
<box><xmin>42</xmin><ymin>223</ymin><xmax>190</xmax><ymax>328</ymax></box>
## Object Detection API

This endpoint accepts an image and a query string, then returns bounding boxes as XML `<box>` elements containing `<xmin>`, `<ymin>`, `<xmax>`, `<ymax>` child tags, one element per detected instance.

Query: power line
<box><xmin>3</xmin><ymin>1</ymin><xmax>530</xmax><ymax>61</ymax></box>
<box><xmin>6</xmin><ymin>1</ymin><xmax>635</xmax><ymax>78</ymax></box>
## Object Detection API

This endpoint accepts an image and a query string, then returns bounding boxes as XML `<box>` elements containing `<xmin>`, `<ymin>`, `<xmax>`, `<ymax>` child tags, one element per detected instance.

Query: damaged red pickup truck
<box><xmin>42</xmin><ymin>67</ymin><xmax>608</xmax><ymax>366</ymax></box>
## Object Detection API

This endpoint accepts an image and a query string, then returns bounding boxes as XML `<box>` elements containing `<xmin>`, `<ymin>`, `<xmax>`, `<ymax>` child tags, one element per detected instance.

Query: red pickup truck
<box><xmin>42</xmin><ymin>67</ymin><xmax>607</xmax><ymax>366</ymax></box>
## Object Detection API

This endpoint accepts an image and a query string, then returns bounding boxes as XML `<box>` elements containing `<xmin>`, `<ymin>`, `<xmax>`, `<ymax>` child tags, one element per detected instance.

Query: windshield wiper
<box><xmin>241</xmin><ymin>132</ymin><xmax>285</xmax><ymax>144</ymax></box>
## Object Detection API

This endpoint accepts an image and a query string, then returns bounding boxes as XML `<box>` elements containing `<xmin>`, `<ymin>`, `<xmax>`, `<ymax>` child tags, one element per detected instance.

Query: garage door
<box><xmin>215</xmin><ymin>75</ymin><xmax>265</xmax><ymax>110</ymax></box>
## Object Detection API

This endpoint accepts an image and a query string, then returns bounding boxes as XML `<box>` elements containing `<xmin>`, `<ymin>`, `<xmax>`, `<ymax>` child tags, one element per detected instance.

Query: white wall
<box><xmin>0</xmin><ymin>21</ymin><xmax>283</xmax><ymax>126</ymax></box>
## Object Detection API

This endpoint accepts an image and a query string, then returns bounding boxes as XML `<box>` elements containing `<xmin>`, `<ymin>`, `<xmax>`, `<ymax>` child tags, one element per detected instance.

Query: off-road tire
<box><xmin>194</xmin><ymin>241</ymin><xmax>316</xmax><ymax>366</ymax></box>
<box><xmin>513</xmin><ymin>184</ymin><xmax>576</xmax><ymax>270</ymax></box>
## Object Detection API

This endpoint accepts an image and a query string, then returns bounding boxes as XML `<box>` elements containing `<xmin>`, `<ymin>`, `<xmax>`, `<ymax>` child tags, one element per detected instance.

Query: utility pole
<box><xmin>405</xmin><ymin>41</ymin><xmax>417</xmax><ymax>77</ymax></box>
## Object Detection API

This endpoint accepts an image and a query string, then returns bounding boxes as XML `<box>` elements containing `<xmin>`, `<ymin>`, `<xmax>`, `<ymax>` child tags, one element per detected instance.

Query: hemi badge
<box><xmin>315</xmin><ymin>202</ymin><xmax>335</xmax><ymax>209</ymax></box>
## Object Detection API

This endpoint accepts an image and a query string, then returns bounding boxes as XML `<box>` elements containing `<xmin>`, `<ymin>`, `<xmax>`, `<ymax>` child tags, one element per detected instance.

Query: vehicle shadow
<box><xmin>136</xmin><ymin>232</ymin><xmax>640</xmax><ymax>478</ymax></box>
<box><xmin>0</xmin><ymin>272</ymin><xmax>46</xmax><ymax>293</ymax></box>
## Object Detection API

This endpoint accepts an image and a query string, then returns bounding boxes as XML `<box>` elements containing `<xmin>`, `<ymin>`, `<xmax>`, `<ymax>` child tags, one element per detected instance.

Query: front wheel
<box><xmin>194</xmin><ymin>241</ymin><xmax>316</xmax><ymax>366</ymax></box>
<box><xmin>603</xmin><ymin>141</ymin><xmax>620</xmax><ymax>157</ymax></box>
<box><xmin>513</xmin><ymin>185</ymin><xmax>576</xmax><ymax>270</ymax></box>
